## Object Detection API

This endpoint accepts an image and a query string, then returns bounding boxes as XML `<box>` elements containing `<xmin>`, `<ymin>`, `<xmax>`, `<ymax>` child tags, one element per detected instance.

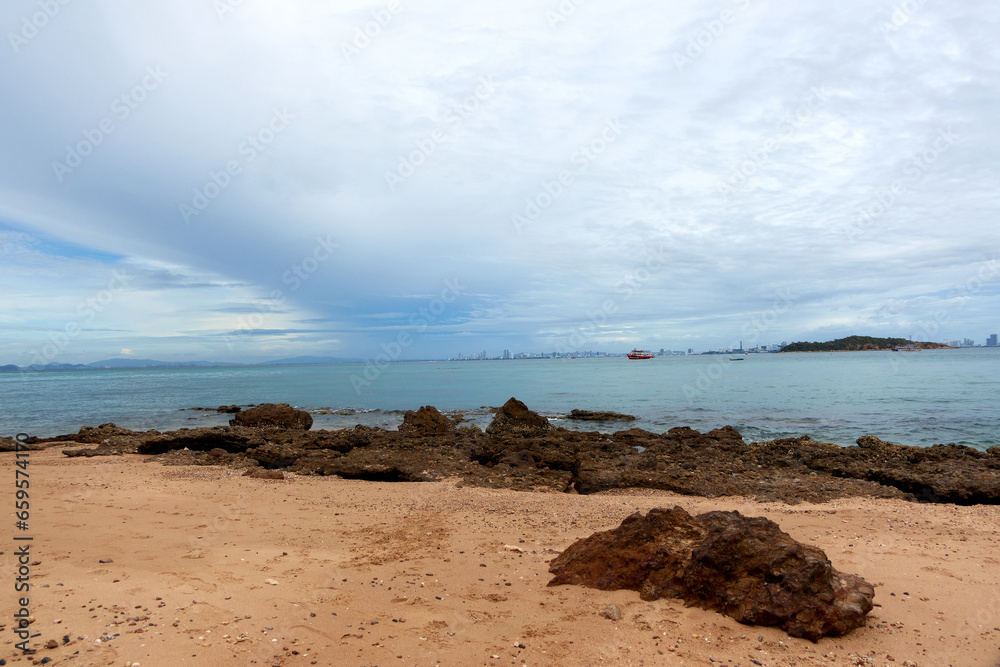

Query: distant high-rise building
<box><xmin>988</xmin><ymin>334</ymin><xmax>998</xmax><ymax>347</ymax></box>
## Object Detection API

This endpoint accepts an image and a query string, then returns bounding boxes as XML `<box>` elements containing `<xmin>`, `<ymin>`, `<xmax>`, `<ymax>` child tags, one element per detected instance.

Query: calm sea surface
<box><xmin>2</xmin><ymin>348</ymin><xmax>997</xmax><ymax>450</ymax></box>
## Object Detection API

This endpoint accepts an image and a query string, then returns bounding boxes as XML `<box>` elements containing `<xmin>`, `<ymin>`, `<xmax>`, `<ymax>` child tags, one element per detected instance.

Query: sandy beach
<box><xmin>2</xmin><ymin>448</ymin><xmax>999</xmax><ymax>666</ymax></box>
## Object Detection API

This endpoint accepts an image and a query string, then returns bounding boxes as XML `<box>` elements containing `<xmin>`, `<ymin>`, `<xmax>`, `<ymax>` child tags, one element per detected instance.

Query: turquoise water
<box><xmin>1</xmin><ymin>348</ymin><xmax>997</xmax><ymax>449</ymax></box>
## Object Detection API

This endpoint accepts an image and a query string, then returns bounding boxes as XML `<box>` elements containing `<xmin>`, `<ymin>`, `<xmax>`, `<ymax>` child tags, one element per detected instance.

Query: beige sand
<box><xmin>3</xmin><ymin>448</ymin><xmax>1000</xmax><ymax>666</ymax></box>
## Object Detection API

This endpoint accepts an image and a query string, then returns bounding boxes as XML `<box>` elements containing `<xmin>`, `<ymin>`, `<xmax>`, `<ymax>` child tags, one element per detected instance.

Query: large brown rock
<box><xmin>398</xmin><ymin>405</ymin><xmax>455</xmax><ymax>436</ymax></box>
<box><xmin>229</xmin><ymin>403</ymin><xmax>312</xmax><ymax>430</ymax></box>
<box><xmin>485</xmin><ymin>397</ymin><xmax>551</xmax><ymax>437</ymax></box>
<box><xmin>548</xmin><ymin>506</ymin><xmax>874</xmax><ymax>642</ymax></box>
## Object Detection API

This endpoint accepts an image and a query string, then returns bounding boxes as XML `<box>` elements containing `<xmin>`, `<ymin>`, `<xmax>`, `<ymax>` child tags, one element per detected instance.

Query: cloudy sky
<box><xmin>2</xmin><ymin>0</ymin><xmax>998</xmax><ymax>364</ymax></box>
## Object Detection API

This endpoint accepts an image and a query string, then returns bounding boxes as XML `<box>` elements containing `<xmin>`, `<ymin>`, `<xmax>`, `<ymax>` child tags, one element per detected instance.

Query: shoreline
<box><xmin>3</xmin><ymin>448</ymin><xmax>999</xmax><ymax>666</ymax></box>
<box><xmin>10</xmin><ymin>400</ymin><xmax>1000</xmax><ymax>505</ymax></box>
<box><xmin>9</xmin><ymin>402</ymin><xmax>1000</xmax><ymax>453</ymax></box>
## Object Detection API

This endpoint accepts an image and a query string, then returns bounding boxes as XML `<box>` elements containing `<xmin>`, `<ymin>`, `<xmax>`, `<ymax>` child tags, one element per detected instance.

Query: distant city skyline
<box><xmin>5</xmin><ymin>328</ymin><xmax>1000</xmax><ymax>371</ymax></box>
<box><xmin>5</xmin><ymin>328</ymin><xmax>1000</xmax><ymax>369</ymax></box>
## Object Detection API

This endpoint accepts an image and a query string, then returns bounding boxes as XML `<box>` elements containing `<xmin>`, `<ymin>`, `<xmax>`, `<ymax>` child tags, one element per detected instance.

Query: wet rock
<box><xmin>548</xmin><ymin>506</ymin><xmax>875</xmax><ymax>641</ymax></box>
<box><xmin>567</xmin><ymin>409</ymin><xmax>636</xmax><ymax>421</ymax></box>
<box><xmin>485</xmin><ymin>397</ymin><xmax>551</xmax><ymax>437</ymax></box>
<box><xmin>398</xmin><ymin>405</ymin><xmax>455</xmax><ymax>436</ymax></box>
<box><xmin>230</xmin><ymin>403</ymin><xmax>312</xmax><ymax>430</ymax></box>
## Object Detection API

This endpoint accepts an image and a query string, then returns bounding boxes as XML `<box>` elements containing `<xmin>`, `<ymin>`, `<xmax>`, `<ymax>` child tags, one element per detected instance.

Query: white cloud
<box><xmin>1</xmin><ymin>0</ymin><xmax>998</xmax><ymax>362</ymax></box>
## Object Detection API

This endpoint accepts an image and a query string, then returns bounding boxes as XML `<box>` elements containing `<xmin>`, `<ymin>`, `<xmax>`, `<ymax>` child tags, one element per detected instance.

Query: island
<box><xmin>779</xmin><ymin>335</ymin><xmax>953</xmax><ymax>353</ymax></box>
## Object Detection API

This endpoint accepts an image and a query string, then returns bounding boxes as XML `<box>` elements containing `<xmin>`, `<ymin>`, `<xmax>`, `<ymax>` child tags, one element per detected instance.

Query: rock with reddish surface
<box><xmin>485</xmin><ymin>397</ymin><xmax>551</xmax><ymax>437</ymax></box>
<box><xmin>548</xmin><ymin>506</ymin><xmax>875</xmax><ymax>641</ymax></box>
<box><xmin>230</xmin><ymin>403</ymin><xmax>313</xmax><ymax>430</ymax></box>
<box><xmin>398</xmin><ymin>405</ymin><xmax>455</xmax><ymax>436</ymax></box>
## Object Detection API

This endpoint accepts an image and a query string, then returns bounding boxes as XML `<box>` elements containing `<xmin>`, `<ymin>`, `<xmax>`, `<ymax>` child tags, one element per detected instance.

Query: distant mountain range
<box><xmin>0</xmin><ymin>355</ymin><xmax>361</xmax><ymax>372</ymax></box>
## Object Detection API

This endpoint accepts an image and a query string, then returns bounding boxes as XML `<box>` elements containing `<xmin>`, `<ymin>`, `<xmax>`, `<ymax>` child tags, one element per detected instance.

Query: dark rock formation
<box><xmin>136</xmin><ymin>427</ymin><xmax>256</xmax><ymax>455</ymax></box>
<box><xmin>27</xmin><ymin>423</ymin><xmax>138</xmax><ymax>445</ymax></box>
<box><xmin>44</xmin><ymin>397</ymin><xmax>1000</xmax><ymax>505</ymax></box>
<box><xmin>293</xmin><ymin>446</ymin><xmax>436</xmax><ymax>482</ymax></box>
<box><xmin>485</xmin><ymin>397</ymin><xmax>551</xmax><ymax>437</ymax></box>
<box><xmin>548</xmin><ymin>506</ymin><xmax>875</xmax><ymax>641</ymax></box>
<box><xmin>229</xmin><ymin>403</ymin><xmax>312</xmax><ymax>430</ymax></box>
<box><xmin>0</xmin><ymin>437</ymin><xmax>36</xmax><ymax>452</ymax></box>
<box><xmin>398</xmin><ymin>405</ymin><xmax>455</xmax><ymax>436</ymax></box>
<box><xmin>749</xmin><ymin>435</ymin><xmax>1000</xmax><ymax>505</ymax></box>
<box><xmin>62</xmin><ymin>446</ymin><xmax>122</xmax><ymax>457</ymax></box>
<box><xmin>567</xmin><ymin>409</ymin><xmax>636</xmax><ymax>421</ymax></box>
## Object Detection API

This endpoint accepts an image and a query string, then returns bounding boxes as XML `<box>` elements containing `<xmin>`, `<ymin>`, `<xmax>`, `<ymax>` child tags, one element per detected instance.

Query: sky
<box><xmin>1</xmin><ymin>0</ymin><xmax>998</xmax><ymax>365</ymax></box>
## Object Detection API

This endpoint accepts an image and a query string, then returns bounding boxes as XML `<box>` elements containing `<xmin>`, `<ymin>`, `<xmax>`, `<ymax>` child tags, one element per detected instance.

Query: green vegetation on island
<box><xmin>779</xmin><ymin>336</ymin><xmax>952</xmax><ymax>353</ymax></box>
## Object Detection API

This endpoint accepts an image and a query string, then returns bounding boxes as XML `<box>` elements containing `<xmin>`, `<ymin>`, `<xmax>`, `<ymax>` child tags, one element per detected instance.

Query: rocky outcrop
<box><xmin>25</xmin><ymin>423</ymin><xmax>138</xmax><ymax>445</ymax></box>
<box><xmin>749</xmin><ymin>435</ymin><xmax>1000</xmax><ymax>504</ymax></box>
<box><xmin>291</xmin><ymin>446</ymin><xmax>454</xmax><ymax>483</ymax></box>
<box><xmin>485</xmin><ymin>397</ymin><xmax>551</xmax><ymax>437</ymax></box>
<box><xmin>230</xmin><ymin>403</ymin><xmax>312</xmax><ymax>430</ymax></box>
<box><xmin>42</xmin><ymin>398</ymin><xmax>1000</xmax><ymax>505</ymax></box>
<box><xmin>136</xmin><ymin>427</ymin><xmax>257</xmax><ymax>455</ymax></box>
<box><xmin>548</xmin><ymin>507</ymin><xmax>875</xmax><ymax>641</ymax></box>
<box><xmin>398</xmin><ymin>405</ymin><xmax>455</xmax><ymax>436</ymax></box>
<box><xmin>0</xmin><ymin>437</ymin><xmax>35</xmax><ymax>451</ymax></box>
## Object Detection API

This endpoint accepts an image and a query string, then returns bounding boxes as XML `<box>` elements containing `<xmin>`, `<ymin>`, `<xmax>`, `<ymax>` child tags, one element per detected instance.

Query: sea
<box><xmin>2</xmin><ymin>348</ymin><xmax>998</xmax><ymax>450</ymax></box>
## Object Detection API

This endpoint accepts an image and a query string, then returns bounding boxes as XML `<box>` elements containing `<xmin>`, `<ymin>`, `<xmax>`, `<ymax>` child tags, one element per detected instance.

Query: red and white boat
<box><xmin>627</xmin><ymin>349</ymin><xmax>655</xmax><ymax>359</ymax></box>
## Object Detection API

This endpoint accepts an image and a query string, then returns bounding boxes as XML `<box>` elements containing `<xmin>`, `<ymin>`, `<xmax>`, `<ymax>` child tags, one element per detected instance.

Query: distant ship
<box><xmin>627</xmin><ymin>349</ymin><xmax>655</xmax><ymax>360</ymax></box>
<box><xmin>892</xmin><ymin>345</ymin><xmax>921</xmax><ymax>352</ymax></box>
